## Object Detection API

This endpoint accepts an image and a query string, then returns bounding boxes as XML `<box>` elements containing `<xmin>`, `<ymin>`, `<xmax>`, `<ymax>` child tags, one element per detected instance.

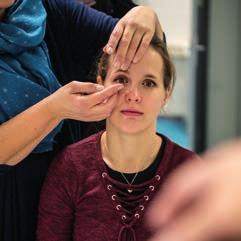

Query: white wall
<box><xmin>206</xmin><ymin>0</ymin><xmax>241</xmax><ymax>147</ymax></box>
<box><xmin>136</xmin><ymin>0</ymin><xmax>193</xmax><ymax>57</ymax></box>
<box><xmin>135</xmin><ymin>0</ymin><xmax>193</xmax><ymax>117</ymax></box>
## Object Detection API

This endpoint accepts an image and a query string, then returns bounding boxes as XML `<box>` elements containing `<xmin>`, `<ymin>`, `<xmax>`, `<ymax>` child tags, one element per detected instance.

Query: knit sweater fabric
<box><xmin>37</xmin><ymin>132</ymin><xmax>197</xmax><ymax>241</ymax></box>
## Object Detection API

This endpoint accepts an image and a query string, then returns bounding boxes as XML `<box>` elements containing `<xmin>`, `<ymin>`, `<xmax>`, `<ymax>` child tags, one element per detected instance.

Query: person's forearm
<box><xmin>0</xmin><ymin>81</ymin><xmax>124</xmax><ymax>166</ymax></box>
<box><xmin>0</xmin><ymin>99</ymin><xmax>61</xmax><ymax>166</ymax></box>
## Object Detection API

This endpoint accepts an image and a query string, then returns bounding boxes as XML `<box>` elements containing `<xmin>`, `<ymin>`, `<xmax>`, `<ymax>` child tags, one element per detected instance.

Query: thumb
<box><xmin>67</xmin><ymin>81</ymin><xmax>104</xmax><ymax>95</ymax></box>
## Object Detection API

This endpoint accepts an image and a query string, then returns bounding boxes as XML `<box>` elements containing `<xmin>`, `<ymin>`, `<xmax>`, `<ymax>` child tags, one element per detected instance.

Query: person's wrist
<box><xmin>41</xmin><ymin>96</ymin><xmax>64</xmax><ymax>122</ymax></box>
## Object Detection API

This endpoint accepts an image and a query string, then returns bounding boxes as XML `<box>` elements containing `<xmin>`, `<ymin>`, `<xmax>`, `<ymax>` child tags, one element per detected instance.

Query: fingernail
<box><xmin>107</xmin><ymin>46</ymin><xmax>113</xmax><ymax>54</ymax></box>
<box><xmin>96</xmin><ymin>85</ymin><xmax>104</xmax><ymax>91</ymax></box>
<box><xmin>133</xmin><ymin>56</ymin><xmax>138</xmax><ymax>64</ymax></box>
<box><xmin>103</xmin><ymin>98</ymin><xmax>108</xmax><ymax>104</ymax></box>
<box><xmin>121</xmin><ymin>62</ymin><xmax>129</xmax><ymax>71</ymax></box>
<box><xmin>117</xmin><ymin>85</ymin><xmax>124</xmax><ymax>90</ymax></box>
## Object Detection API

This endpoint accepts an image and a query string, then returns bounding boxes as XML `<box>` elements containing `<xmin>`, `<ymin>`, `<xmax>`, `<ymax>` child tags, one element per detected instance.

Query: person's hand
<box><xmin>104</xmin><ymin>6</ymin><xmax>163</xmax><ymax>71</ymax></box>
<box><xmin>45</xmin><ymin>81</ymin><xmax>123</xmax><ymax>121</ymax></box>
<box><xmin>147</xmin><ymin>139</ymin><xmax>241</xmax><ymax>241</ymax></box>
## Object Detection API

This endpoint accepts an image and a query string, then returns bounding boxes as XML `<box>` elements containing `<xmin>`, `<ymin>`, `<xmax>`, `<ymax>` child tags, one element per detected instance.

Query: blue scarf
<box><xmin>0</xmin><ymin>0</ymin><xmax>62</xmax><ymax>153</ymax></box>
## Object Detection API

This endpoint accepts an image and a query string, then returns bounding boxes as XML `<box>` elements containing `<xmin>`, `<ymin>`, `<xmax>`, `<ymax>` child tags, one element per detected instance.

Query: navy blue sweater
<box><xmin>44</xmin><ymin>0</ymin><xmax>117</xmax><ymax>85</ymax></box>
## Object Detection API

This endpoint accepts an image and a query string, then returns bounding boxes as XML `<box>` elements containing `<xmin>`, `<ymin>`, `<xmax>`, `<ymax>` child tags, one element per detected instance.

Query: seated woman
<box><xmin>37</xmin><ymin>35</ymin><xmax>197</xmax><ymax>241</ymax></box>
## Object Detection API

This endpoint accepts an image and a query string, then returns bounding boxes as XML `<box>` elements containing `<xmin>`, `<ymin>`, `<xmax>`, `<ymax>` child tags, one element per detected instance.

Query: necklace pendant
<box><xmin>128</xmin><ymin>189</ymin><xmax>133</xmax><ymax>193</ymax></box>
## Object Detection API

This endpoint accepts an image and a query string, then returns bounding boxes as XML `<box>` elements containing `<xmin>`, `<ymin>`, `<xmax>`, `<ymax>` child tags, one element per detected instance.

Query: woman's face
<box><xmin>99</xmin><ymin>46</ymin><xmax>170</xmax><ymax>135</ymax></box>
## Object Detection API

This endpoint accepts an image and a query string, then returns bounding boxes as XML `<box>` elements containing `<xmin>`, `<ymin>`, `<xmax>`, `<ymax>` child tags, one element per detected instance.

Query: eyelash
<box><xmin>113</xmin><ymin>76</ymin><xmax>128</xmax><ymax>85</ymax></box>
<box><xmin>113</xmin><ymin>76</ymin><xmax>157</xmax><ymax>88</ymax></box>
<box><xmin>142</xmin><ymin>79</ymin><xmax>157</xmax><ymax>88</ymax></box>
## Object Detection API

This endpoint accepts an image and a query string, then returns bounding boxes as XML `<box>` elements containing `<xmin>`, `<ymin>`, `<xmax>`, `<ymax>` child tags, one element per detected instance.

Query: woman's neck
<box><xmin>101</xmin><ymin>128</ymin><xmax>162</xmax><ymax>173</ymax></box>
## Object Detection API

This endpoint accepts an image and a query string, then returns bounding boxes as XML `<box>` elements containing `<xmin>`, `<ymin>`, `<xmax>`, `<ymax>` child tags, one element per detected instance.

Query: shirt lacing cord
<box><xmin>102</xmin><ymin>173</ymin><xmax>161</xmax><ymax>241</ymax></box>
<box><xmin>118</xmin><ymin>224</ymin><xmax>136</xmax><ymax>241</ymax></box>
<box><xmin>111</xmin><ymin>183</ymin><xmax>152</xmax><ymax>241</ymax></box>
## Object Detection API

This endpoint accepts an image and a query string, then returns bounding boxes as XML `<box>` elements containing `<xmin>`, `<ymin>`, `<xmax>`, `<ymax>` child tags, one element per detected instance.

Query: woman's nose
<box><xmin>125</xmin><ymin>87</ymin><xmax>141</xmax><ymax>103</ymax></box>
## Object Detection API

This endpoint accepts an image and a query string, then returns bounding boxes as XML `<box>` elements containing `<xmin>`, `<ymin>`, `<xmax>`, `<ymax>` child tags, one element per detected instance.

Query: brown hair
<box><xmin>95</xmin><ymin>35</ymin><xmax>176</xmax><ymax>92</ymax></box>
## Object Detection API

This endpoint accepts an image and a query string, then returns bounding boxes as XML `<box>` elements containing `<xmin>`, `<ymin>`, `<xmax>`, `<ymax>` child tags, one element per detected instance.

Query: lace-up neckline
<box><xmin>97</xmin><ymin>132</ymin><xmax>167</xmax><ymax>241</ymax></box>
<box><xmin>101</xmin><ymin>171</ymin><xmax>161</xmax><ymax>241</ymax></box>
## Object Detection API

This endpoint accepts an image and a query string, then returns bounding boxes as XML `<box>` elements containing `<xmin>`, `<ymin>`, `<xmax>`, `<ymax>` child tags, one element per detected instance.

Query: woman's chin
<box><xmin>116</xmin><ymin>124</ymin><xmax>146</xmax><ymax>135</ymax></box>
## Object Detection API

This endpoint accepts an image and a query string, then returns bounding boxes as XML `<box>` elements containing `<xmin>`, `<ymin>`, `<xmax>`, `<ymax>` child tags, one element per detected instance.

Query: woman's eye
<box><xmin>142</xmin><ymin>79</ymin><xmax>157</xmax><ymax>88</ymax></box>
<box><xmin>113</xmin><ymin>77</ymin><xmax>128</xmax><ymax>85</ymax></box>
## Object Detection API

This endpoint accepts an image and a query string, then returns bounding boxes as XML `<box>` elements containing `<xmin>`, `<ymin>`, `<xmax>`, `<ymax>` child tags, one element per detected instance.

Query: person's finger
<box><xmin>133</xmin><ymin>31</ymin><xmax>153</xmax><ymax>63</ymax></box>
<box><xmin>113</xmin><ymin>24</ymin><xmax>135</xmax><ymax>70</ymax></box>
<box><xmin>94</xmin><ymin>88</ymin><xmax>118</xmax><ymax>105</ymax></box>
<box><xmin>87</xmin><ymin>84</ymin><xmax>123</xmax><ymax>105</ymax></box>
<box><xmin>67</xmin><ymin>81</ymin><xmax>104</xmax><ymax>94</ymax></box>
<box><xmin>103</xmin><ymin>45</ymin><xmax>107</xmax><ymax>53</ymax></box>
<box><xmin>104</xmin><ymin>22</ymin><xmax>124</xmax><ymax>55</ymax></box>
<box><xmin>121</xmin><ymin>30</ymin><xmax>145</xmax><ymax>70</ymax></box>
<box><xmin>80</xmin><ymin>111</ymin><xmax>110</xmax><ymax>122</ymax></box>
<box><xmin>82</xmin><ymin>93</ymin><xmax>119</xmax><ymax>121</ymax></box>
<box><xmin>68</xmin><ymin>94</ymin><xmax>117</xmax><ymax>122</ymax></box>
<box><xmin>148</xmin><ymin>159</ymin><xmax>206</xmax><ymax>228</ymax></box>
<box><xmin>92</xmin><ymin>93</ymin><xmax>117</xmax><ymax>113</ymax></box>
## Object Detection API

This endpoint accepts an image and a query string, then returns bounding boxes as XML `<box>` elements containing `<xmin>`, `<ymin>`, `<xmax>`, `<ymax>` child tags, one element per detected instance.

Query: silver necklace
<box><xmin>103</xmin><ymin>138</ymin><xmax>139</xmax><ymax>193</ymax></box>
<box><xmin>120</xmin><ymin>172</ymin><xmax>138</xmax><ymax>193</ymax></box>
<box><xmin>102</xmin><ymin>134</ymin><xmax>159</xmax><ymax>193</ymax></box>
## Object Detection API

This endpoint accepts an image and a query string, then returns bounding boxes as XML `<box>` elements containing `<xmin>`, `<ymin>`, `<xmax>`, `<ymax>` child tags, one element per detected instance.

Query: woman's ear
<box><xmin>96</xmin><ymin>75</ymin><xmax>104</xmax><ymax>85</ymax></box>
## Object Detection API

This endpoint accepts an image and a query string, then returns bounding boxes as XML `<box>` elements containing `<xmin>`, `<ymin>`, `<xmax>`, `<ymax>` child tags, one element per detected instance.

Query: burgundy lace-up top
<box><xmin>37</xmin><ymin>132</ymin><xmax>197</xmax><ymax>241</ymax></box>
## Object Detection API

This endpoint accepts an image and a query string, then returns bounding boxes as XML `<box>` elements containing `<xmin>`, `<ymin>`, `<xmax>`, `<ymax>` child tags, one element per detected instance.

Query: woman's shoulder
<box><xmin>46</xmin><ymin>132</ymin><xmax>102</xmax><ymax>185</ymax></box>
<box><xmin>56</xmin><ymin>131</ymin><xmax>103</xmax><ymax>169</ymax></box>
<box><xmin>66</xmin><ymin>131</ymin><xmax>102</xmax><ymax>153</ymax></box>
<box><xmin>160</xmin><ymin>133</ymin><xmax>198</xmax><ymax>165</ymax></box>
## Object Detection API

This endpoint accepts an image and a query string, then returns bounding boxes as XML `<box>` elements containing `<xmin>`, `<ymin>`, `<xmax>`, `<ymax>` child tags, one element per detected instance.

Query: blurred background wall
<box><xmin>135</xmin><ymin>0</ymin><xmax>241</xmax><ymax>153</ymax></box>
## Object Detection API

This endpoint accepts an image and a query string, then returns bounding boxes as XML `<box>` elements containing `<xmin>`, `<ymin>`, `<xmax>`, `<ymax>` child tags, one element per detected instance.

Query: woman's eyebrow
<box><xmin>113</xmin><ymin>69</ymin><xmax>129</xmax><ymax>74</ymax></box>
<box><xmin>113</xmin><ymin>71</ymin><xmax>158</xmax><ymax>80</ymax></box>
<box><xmin>144</xmin><ymin>74</ymin><xmax>158</xmax><ymax>79</ymax></box>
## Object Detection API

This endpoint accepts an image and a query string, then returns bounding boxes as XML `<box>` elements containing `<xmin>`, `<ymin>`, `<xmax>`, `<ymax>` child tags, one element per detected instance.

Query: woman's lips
<box><xmin>120</xmin><ymin>110</ymin><xmax>144</xmax><ymax>116</ymax></box>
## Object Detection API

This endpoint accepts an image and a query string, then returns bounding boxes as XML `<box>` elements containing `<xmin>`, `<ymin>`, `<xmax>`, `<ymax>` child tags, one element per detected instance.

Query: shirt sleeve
<box><xmin>37</xmin><ymin>150</ymin><xmax>78</xmax><ymax>241</ymax></box>
<box><xmin>45</xmin><ymin>0</ymin><xmax>118</xmax><ymax>57</ymax></box>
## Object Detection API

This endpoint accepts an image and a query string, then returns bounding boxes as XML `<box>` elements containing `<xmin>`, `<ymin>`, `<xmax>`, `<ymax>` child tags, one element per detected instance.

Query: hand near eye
<box><xmin>104</xmin><ymin>6</ymin><xmax>163</xmax><ymax>71</ymax></box>
<box><xmin>147</xmin><ymin>139</ymin><xmax>241</xmax><ymax>241</ymax></box>
<box><xmin>45</xmin><ymin>81</ymin><xmax>123</xmax><ymax>121</ymax></box>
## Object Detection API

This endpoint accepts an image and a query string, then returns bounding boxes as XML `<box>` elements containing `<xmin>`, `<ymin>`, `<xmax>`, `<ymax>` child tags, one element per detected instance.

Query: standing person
<box><xmin>37</xmin><ymin>34</ymin><xmax>197</xmax><ymax>241</ymax></box>
<box><xmin>147</xmin><ymin>139</ymin><xmax>241</xmax><ymax>241</ymax></box>
<box><xmin>0</xmin><ymin>0</ymin><xmax>164</xmax><ymax>240</ymax></box>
